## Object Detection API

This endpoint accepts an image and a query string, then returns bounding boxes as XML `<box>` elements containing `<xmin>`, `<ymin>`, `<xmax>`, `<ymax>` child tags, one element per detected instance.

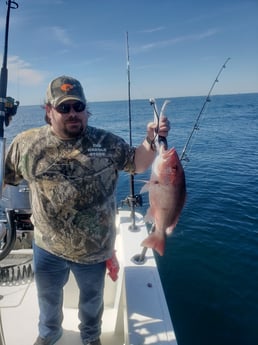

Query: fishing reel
<box><xmin>4</xmin><ymin>96</ymin><xmax>19</xmax><ymax>126</ymax></box>
<box><xmin>121</xmin><ymin>194</ymin><xmax>143</xmax><ymax>208</ymax></box>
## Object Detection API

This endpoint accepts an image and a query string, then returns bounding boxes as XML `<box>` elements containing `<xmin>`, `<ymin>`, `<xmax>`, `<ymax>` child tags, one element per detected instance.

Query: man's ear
<box><xmin>45</xmin><ymin>104</ymin><xmax>52</xmax><ymax>125</ymax></box>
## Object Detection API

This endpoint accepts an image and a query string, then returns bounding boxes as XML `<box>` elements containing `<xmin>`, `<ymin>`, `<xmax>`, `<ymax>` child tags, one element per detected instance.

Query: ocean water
<box><xmin>3</xmin><ymin>93</ymin><xmax>258</xmax><ymax>345</ymax></box>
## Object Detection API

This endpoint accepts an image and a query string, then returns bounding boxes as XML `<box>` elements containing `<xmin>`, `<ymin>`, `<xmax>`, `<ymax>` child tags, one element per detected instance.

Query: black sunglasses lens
<box><xmin>56</xmin><ymin>103</ymin><xmax>70</xmax><ymax>114</ymax></box>
<box><xmin>73</xmin><ymin>102</ymin><xmax>86</xmax><ymax>112</ymax></box>
<box><xmin>55</xmin><ymin>102</ymin><xmax>86</xmax><ymax>114</ymax></box>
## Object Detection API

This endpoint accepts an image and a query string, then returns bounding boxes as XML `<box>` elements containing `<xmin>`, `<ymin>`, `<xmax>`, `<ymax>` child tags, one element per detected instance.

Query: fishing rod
<box><xmin>180</xmin><ymin>57</ymin><xmax>231</xmax><ymax>163</ymax></box>
<box><xmin>0</xmin><ymin>0</ymin><xmax>20</xmax><ymax>197</ymax></box>
<box><xmin>124</xmin><ymin>32</ymin><xmax>142</xmax><ymax>231</ymax></box>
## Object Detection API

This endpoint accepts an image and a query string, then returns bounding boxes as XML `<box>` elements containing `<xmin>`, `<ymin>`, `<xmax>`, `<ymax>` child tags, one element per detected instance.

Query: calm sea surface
<box><xmin>3</xmin><ymin>93</ymin><xmax>258</xmax><ymax>345</ymax></box>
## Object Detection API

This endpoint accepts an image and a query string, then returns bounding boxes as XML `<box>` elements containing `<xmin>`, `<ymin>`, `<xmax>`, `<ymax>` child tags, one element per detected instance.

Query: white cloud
<box><xmin>4</xmin><ymin>55</ymin><xmax>45</xmax><ymax>85</ymax></box>
<box><xmin>49</xmin><ymin>26</ymin><xmax>72</xmax><ymax>46</ymax></box>
<box><xmin>137</xmin><ymin>28</ymin><xmax>220</xmax><ymax>53</ymax></box>
<box><xmin>140</xmin><ymin>26</ymin><xmax>165</xmax><ymax>33</ymax></box>
<box><xmin>140</xmin><ymin>26</ymin><xmax>165</xmax><ymax>34</ymax></box>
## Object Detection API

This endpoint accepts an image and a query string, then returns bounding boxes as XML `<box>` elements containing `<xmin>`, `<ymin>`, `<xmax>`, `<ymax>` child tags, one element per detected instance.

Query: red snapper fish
<box><xmin>140</xmin><ymin>145</ymin><xmax>186</xmax><ymax>256</ymax></box>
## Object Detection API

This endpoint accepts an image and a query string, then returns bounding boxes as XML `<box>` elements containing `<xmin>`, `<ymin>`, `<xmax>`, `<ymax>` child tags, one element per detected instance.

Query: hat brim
<box><xmin>54</xmin><ymin>95</ymin><xmax>86</xmax><ymax>107</ymax></box>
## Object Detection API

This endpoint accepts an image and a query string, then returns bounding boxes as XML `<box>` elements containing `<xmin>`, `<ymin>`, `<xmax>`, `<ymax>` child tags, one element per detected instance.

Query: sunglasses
<box><xmin>55</xmin><ymin>101</ymin><xmax>86</xmax><ymax>114</ymax></box>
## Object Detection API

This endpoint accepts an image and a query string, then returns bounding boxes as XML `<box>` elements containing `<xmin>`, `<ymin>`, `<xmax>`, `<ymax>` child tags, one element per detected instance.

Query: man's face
<box><xmin>46</xmin><ymin>100</ymin><xmax>89</xmax><ymax>139</ymax></box>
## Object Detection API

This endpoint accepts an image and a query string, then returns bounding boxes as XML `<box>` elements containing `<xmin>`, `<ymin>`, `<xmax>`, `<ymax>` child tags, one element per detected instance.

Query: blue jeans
<box><xmin>33</xmin><ymin>243</ymin><xmax>106</xmax><ymax>343</ymax></box>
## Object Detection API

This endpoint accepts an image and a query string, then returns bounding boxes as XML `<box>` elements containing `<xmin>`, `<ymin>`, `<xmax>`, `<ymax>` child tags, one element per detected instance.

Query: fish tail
<box><xmin>141</xmin><ymin>231</ymin><xmax>166</xmax><ymax>256</ymax></box>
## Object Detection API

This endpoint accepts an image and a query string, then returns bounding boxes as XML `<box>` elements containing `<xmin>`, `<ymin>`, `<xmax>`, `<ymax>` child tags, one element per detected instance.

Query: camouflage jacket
<box><xmin>4</xmin><ymin>125</ymin><xmax>136</xmax><ymax>263</ymax></box>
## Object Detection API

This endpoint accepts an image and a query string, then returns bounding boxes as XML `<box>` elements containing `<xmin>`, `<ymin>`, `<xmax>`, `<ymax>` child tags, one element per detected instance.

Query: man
<box><xmin>4</xmin><ymin>76</ymin><xmax>170</xmax><ymax>345</ymax></box>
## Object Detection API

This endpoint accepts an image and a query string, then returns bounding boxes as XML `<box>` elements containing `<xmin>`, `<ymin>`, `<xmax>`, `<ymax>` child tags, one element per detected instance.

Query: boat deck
<box><xmin>0</xmin><ymin>210</ymin><xmax>177</xmax><ymax>345</ymax></box>
<box><xmin>0</xmin><ymin>281</ymin><xmax>123</xmax><ymax>345</ymax></box>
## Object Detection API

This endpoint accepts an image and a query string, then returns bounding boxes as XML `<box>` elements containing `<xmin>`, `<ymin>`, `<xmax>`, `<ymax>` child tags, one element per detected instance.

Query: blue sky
<box><xmin>0</xmin><ymin>0</ymin><xmax>257</xmax><ymax>105</ymax></box>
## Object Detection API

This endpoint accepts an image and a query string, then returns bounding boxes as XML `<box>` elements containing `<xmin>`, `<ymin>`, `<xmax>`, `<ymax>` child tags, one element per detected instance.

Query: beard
<box><xmin>63</xmin><ymin>119</ymin><xmax>85</xmax><ymax>138</ymax></box>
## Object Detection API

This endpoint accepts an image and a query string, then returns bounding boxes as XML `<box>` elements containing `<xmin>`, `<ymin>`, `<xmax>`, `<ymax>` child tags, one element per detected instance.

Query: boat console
<box><xmin>0</xmin><ymin>183</ymin><xmax>33</xmax><ymax>253</ymax></box>
<box><xmin>0</xmin><ymin>182</ymin><xmax>33</xmax><ymax>282</ymax></box>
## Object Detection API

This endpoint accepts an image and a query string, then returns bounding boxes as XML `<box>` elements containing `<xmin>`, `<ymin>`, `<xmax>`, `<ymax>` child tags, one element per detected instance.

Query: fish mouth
<box><xmin>161</xmin><ymin>147</ymin><xmax>177</xmax><ymax>161</ymax></box>
<box><xmin>159</xmin><ymin>146</ymin><xmax>175</xmax><ymax>154</ymax></box>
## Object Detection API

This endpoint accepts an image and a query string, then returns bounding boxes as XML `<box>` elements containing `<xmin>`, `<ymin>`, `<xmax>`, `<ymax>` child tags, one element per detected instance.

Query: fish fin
<box><xmin>140</xmin><ymin>182</ymin><xmax>150</xmax><ymax>194</ymax></box>
<box><xmin>144</xmin><ymin>207</ymin><xmax>154</xmax><ymax>223</ymax></box>
<box><xmin>141</xmin><ymin>231</ymin><xmax>166</xmax><ymax>256</ymax></box>
<box><xmin>166</xmin><ymin>223</ymin><xmax>176</xmax><ymax>235</ymax></box>
<box><xmin>134</xmin><ymin>179</ymin><xmax>149</xmax><ymax>184</ymax></box>
<box><xmin>166</xmin><ymin>214</ymin><xmax>183</xmax><ymax>234</ymax></box>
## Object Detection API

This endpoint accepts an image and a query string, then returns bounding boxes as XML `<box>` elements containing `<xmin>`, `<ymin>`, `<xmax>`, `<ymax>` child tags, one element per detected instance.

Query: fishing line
<box><xmin>124</xmin><ymin>32</ymin><xmax>141</xmax><ymax>231</ymax></box>
<box><xmin>126</xmin><ymin>32</ymin><xmax>133</xmax><ymax>147</ymax></box>
<box><xmin>181</xmin><ymin>104</ymin><xmax>209</xmax><ymax>168</ymax></box>
<box><xmin>180</xmin><ymin>57</ymin><xmax>231</xmax><ymax>165</ymax></box>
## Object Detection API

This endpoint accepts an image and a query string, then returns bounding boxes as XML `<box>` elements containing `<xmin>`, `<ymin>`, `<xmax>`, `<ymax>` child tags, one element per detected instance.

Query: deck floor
<box><xmin>1</xmin><ymin>280</ymin><xmax>124</xmax><ymax>345</ymax></box>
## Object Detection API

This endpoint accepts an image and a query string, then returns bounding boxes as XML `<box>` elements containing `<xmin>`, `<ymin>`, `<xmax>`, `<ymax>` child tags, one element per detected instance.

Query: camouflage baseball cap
<box><xmin>46</xmin><ymin>76</ymin><xmax>86</xmax><ymax>107</ymax></box>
